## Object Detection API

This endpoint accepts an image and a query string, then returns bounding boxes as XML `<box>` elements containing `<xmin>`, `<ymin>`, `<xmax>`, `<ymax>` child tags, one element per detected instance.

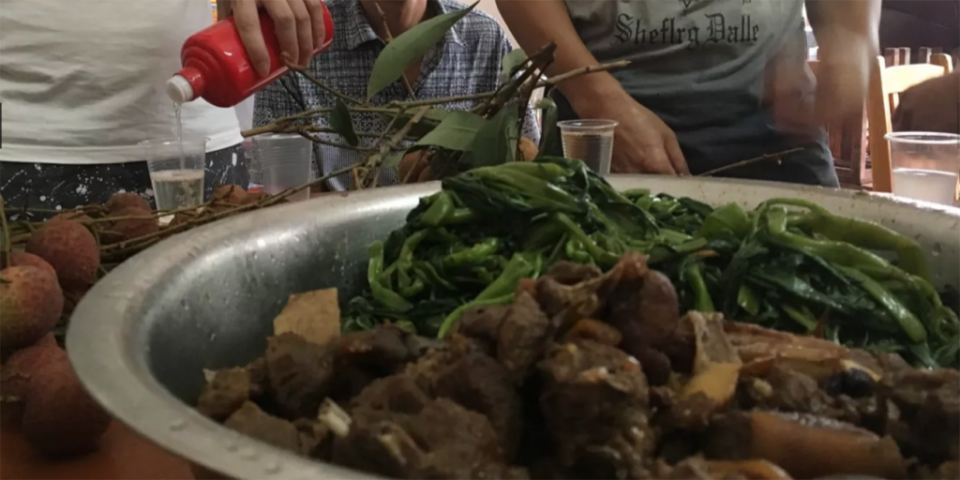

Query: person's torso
<box><xmin>0</xmin><ymin>0</ymin><xmax>242</xmax><ymax>164</ymax></box>
<box><xmin>562</xmin><ymin>0</ymin><xmax>833</xmax><ymax>183</ymax></box>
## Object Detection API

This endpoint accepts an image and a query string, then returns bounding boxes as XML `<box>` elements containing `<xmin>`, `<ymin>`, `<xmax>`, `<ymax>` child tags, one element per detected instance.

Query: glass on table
<box><xmin>139</xmin><ymin>137</ymin><xmax>207</xmax><ymax>211</ymax></box>
<box><xmin>885</xmin><ymin>132</ymin><xmax>960</xmax><ymax>206</ymax></box>
<box><xmin>243</xmin><ymin>134</ymin><xmax>314</xmax><ymax>202</ymax></box>
<box><xmin>558</xmin><ymin>119</ymin><xmax>619</xmax><ymax>174</ymax></box>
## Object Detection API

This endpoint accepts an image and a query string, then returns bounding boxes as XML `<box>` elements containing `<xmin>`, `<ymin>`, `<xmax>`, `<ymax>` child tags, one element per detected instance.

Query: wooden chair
<box><xmin>865</xmin><ymin>53</ymin><xmax>953</xmax><ymax>192</ymax></box>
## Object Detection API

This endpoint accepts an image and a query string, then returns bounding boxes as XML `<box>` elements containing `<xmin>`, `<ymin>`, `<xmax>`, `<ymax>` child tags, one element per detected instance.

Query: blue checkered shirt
<box><xmin>253</xmin><ymin>0</ymin><xmax>540</xmax><ymax>190</ymax></box>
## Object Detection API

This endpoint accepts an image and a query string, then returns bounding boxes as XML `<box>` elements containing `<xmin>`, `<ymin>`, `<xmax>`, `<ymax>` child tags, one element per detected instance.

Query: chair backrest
<box><xmin>865</xmin><ymin>53</ymin><xmax>951</xmax><ymax>192</ymax></box>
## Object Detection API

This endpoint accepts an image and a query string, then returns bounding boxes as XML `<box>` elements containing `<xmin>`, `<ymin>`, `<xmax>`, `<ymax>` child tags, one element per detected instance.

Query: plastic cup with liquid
<box><xmin>885</xmin><ymin>132</ymin><xmax>960</xmax><ymax>206</ymax></box>
<box><xmin>140</xmin><ymin>137</ymin><xmax>207</xmax><ymax>211</ymax></box>
<box><xmin>558</xmin><ymin>119</ymin><xmax>619</xmax><ymax>174</ymax></box>
<box><xmin>244</xmin><ymin>134</ymin><xmax>314</xmax><ymax>202</ymax></box>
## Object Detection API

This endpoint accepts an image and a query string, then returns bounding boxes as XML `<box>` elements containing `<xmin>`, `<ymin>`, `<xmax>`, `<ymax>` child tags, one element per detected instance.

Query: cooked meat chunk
<box><xmin>433</xmin><ymin>352</ymin><xmax>523</xmax><ymax>458</ymax></box>
<box><xmin>498</xmin><ymin>291</ymin><xmax>553</xmax><ymax>383</ymax></box>
<box><xmin>608</xmin><ymin>270</ymin><xmax>680</xmax><ymax>351</ymax></box>
<box><xmin>544</xmin><ymin>261</ymin><xmax>603</xmax><ymax>285</ymax></box>
<box><xmin>704</xmin><ymin>411</ymin><xmax>907</xmax><ymax>479</ymax></box>
<box><xmin>454</xmin><ymin>303</ymin><xmax>510</xmax><ymax>346</ymax></box>
<box><xmin>539</xmin><ymin>340</ymin><xmax>656</xmax><ymax>479</ymax></box>
<box><xmin>334</xmin><ymin>326</ymin><xmax>444</xmax><ymax>400</ymax></box>
<box><xmin>338</xmin><ymin>326</ymin><xmax>414</xmax><ymax>374</ymax></box>
<box><xmin>334</xmin><ymin>395</ymin><xmax>527</xmax><ymax>479</ymax></box>
<box><xmin>350</xmin><ymin>374</ymin><xmax>432</xmax><ymax>415</ymax></box>
<box><xmin>882</xmin><ymin>368</ymin><xmax>960</xmax><ymax>465</ymax></box>
<box><xmin>224</xmin><ymin>401</ymin><xmax>301</xmax><ymax>452</ymax></box>
<box><xmin>564</xmin><ymin>318</ymin><xmax>623</xmax><ymax>346</ymax></box>
<box><xmin>265</xmin><ymin>333</ymin><xmax>336</xmax><ymax>419</ymax></box>
<box><xmin>197</xmin><ymin>367</ymin><xmax>254</xmax><ymax>421</ymax></box>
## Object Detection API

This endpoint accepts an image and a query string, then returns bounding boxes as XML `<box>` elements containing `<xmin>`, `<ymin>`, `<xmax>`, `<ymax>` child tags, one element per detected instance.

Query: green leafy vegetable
<box><xmin>343</xmin><ymin>159</ymin><xmax>958</xmax><ymax>367</ymax></box>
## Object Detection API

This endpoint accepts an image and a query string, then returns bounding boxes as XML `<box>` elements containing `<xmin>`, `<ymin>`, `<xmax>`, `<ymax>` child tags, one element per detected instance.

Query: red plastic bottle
<box><xmin>166</xmin><ymin>5</ymin><xmax>335</xmax><ymax>108</ymax></box>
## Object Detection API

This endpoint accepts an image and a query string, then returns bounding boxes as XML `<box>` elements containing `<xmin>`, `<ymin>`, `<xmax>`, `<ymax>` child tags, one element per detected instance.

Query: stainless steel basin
<box><xmin>67</xmin><ymin>177</ymin><xmax>960</xmax><ymax>480</ymax></box>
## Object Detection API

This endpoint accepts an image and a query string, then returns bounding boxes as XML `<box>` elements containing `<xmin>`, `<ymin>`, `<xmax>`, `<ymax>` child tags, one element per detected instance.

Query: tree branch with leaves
<box><xmin>243</xmin><ymin>1</ymin><xmax>630</xmax><ymax>187</ymax></box>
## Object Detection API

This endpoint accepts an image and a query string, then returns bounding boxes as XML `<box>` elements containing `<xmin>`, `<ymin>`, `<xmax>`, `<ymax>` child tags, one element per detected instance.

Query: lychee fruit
<box><xmin>34</xmin><ymin>332</ymin><xmax>58</xmax><ymax>348</ymax></box>
<box><xmin>49</xmin><ymin>211</ymin><xmax>93</xmax><ymax>223</ymax></box>
<box><xmin>26</xmin><ymin>221</ymin><xmax>100</xmax><ymax>291</ymax></box>
<box><xmin>212</xmin><ymin>185</ymin><xmax>248</xmax><ymax>205</ymax></box>
<box><xmin>3</xmin><ymin>251</ymin><xmax>58</xmax><ymax>280</ymax></box>
<box><xmin>106</xmin><ymin>192</ymin><xmax>150</xmax><ymax>213</ymax></box>
<box><xmin>0</xmin><ymin>344</ymin><xmax>68</xmax><ymax>402</ymax></box>
<box><xmin>239</xmin><ymin>192</ymin><xmax>267</xmax><ymax>205</ymax></box>
<box><xmin>61</xmin><ymin>287</ymin><xmax>89</xmax><ymax>319</ymax></box>
<box><xmin>0</xmin><ymin>266</ymin><xmax>64</xmax><ymax>348</ymax></box>
<box><xmin>106</xmin><ymin>207</ymin><xmax>158</xmax><ymax>242</ymax></box>
<box><xmin>21</xmin><ymin>359</ymin><xmax>112</xmax><ymax>456</ymax></box>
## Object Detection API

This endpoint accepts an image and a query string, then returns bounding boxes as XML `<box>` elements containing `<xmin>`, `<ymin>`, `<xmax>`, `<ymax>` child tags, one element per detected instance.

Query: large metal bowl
<box><xmin>67</xmin><ymin>177</ymin><xmax>960</xmax><ymax>480</ymax></box>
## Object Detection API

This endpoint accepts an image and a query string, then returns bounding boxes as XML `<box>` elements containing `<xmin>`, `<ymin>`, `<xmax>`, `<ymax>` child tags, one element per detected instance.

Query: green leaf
<box><xmin>536</xmin><ymin>98</ymin><xmax>560</xmax><ymax>158</ymax></box>
<box><xmin>415</xmin><ymin>111</ymin><xmax>486</xmax><ymax>151</ymax></box>
<box><xmin>329</xmin><ymin>99</ymin><xmax>359</xmax><ymax>146</ymax></box>
<box><xmin>366</xmin><ymin>2</ymin><xmax>477</xmax><ymax>100</ymax></box>
<box><xmin>500</xmin><ymin>49</ymin><xmax>528</xmax><ymax>81</ymax></box>
<box><xmin>381</xmin><ymin>109</ymin><xmax>450</xmax><ymax>139</ymax></box>
<box><xmin>382</xmin><ymin>150</ymin><xmax>407</xmax><ymax>169</ymax></box>
<box><xmin>700</xmin><ymin>203</ymin><xmax>751</xmax><ymax>239</ymax></box>
<box><xmin>470</xmin><ymin>105</ymin><xmax>519</xmax><ymax>167</ymax></box>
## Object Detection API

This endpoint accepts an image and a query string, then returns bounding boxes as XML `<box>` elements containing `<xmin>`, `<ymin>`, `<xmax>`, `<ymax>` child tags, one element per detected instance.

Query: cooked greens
<box><xmin>344</xmin><ymin>158</ymin><xmax>959</xmax><ymax>368</ymax></box>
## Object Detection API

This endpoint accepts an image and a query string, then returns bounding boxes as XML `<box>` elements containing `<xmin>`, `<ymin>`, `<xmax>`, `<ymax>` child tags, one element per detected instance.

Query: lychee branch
<box><xmin>0</xmin><ymin>196</ymin><xmax>12</xmax><ymax>268</ymax></box>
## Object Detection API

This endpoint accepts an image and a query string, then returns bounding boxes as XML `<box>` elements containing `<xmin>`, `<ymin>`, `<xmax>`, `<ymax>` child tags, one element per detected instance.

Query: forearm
<box><xmin>496</xmin><ymin>0</ymin><xmax>624</xmax><ymax>109</ymax></box>
<box><xmin>806</xmin><ymin>0</ymin><xmax>881</xmax><ymax>56</ymax></box>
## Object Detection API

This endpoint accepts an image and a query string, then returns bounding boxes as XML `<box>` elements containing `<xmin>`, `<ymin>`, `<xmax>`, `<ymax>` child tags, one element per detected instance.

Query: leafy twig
<box><xmin>285</xmin><ymin>61</ymin><xmax>365</xmax><ymax>106</ymax></box>
<box><xmin>297</xmin><ymin>132</ymin><xmax>379</xmax><ymax>152</ymax></box>
<box><xmin>100</xmin><ymin>163</ymin><xmax>362</xmax><ymax>261</ymax></box>
<box><xmin>537</xmin><ymin>60</ymin><xmax>631</xmax><ymax>87</ymax></box>
<box><xmin>361</xmin><ymin>106</ymin><xmax>430</xmax><ymax>188</ymax></box>
<box><xmin>373</xmin><ymin>2</ymin><xmax>417</xmax><ymax>99</ymax></box>
<box><xmin>696</xmin><ymin>148</ymin><xmax>805</xmax><ymax>177</ymax></box>
<box><xmin>0</xmin><ymin>196</ymin><xmax>12</xmax><ymax>268</ymax></box>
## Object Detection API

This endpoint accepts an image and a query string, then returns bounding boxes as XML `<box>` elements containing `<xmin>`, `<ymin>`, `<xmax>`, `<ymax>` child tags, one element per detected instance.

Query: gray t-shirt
<box><xmin>558</xmin><ymin>0</ymin><xmax>837</xmax><ymax>186</ymax></box>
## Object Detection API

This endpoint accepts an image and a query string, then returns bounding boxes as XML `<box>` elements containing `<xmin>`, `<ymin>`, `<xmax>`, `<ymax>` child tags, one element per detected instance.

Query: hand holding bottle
<box><xmin>223</xmin><ymin>0</ymin><xmax>329</xmax><ymax>76</ymax></box>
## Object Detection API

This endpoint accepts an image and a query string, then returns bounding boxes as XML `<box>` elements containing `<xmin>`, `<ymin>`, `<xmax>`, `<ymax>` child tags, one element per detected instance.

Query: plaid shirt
<box><xmin>253</xmin><ymin>0</ymin><xmax>540</xmax><ymax>190</ymax></box>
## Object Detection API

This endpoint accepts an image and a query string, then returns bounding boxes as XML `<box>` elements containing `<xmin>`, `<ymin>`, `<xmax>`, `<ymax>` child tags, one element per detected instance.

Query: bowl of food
<box><xmin>68</xmin><ymin>159</ymin><xmax>960</xmax><ymax>480</ymax></box>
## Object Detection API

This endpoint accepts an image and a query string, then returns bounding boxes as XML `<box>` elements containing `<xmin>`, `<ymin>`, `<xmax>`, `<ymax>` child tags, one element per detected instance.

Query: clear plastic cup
<box><xmin>244</xmin><ymin>134</ymin><xmax>314</xmax><ymax>202</ymax></box>
<box><xmin>885</xmin><ymin>132</ymin><xmax>960</xmax><ymax>206</ymax></box>
<box><xmin>558</xmin><ymin>119</ymin><xmax>619</xmax><ymax>174</ymax></box>
<box><xmin>139</xmin><ymin>137</ymin><xmax>207</xmax><ymax>211</ymax></box>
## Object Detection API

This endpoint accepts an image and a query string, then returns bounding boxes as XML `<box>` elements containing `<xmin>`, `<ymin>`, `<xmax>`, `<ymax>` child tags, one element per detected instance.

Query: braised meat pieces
<box><xmin>195</xmin><ymin>253</ymin><xmax>959</xmax><ymax>480</ymax></box>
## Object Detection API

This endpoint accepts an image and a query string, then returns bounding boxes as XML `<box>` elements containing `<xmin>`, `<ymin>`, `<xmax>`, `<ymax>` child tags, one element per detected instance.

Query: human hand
<box><xmin>892</xmin><ymin>70</ymin><xmax>960</xmax><ymax>134</ymax></box>
<box><xmin>574</xmin><ymin>90</ymin><xmax>688</xmax><ymax>175</ymax></box>
<box><xmin>224</xmin><ymin>0</ymin><xmax>328</xmax><ymax>77</ymax></box>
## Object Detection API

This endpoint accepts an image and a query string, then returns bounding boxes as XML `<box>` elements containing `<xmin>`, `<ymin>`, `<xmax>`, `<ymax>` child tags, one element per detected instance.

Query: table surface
<box><xmin>1</xmin><ymin>416</ymin><xmax>191</xmax><ymax>480</ymax></box>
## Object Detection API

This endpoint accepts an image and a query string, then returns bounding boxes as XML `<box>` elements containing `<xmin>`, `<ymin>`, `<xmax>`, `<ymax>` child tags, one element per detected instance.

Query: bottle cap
<box><xmin>166</xmin><ymin>74</ymin><xmax>196</xmax><ymax>104</ymax></box>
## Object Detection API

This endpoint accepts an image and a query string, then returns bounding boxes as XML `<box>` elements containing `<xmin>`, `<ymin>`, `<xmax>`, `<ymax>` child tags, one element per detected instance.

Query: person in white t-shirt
<box><xmin>0</xmin><ymin>0</ymin><xmax>327</xmax><ymax>214</ymax></box>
